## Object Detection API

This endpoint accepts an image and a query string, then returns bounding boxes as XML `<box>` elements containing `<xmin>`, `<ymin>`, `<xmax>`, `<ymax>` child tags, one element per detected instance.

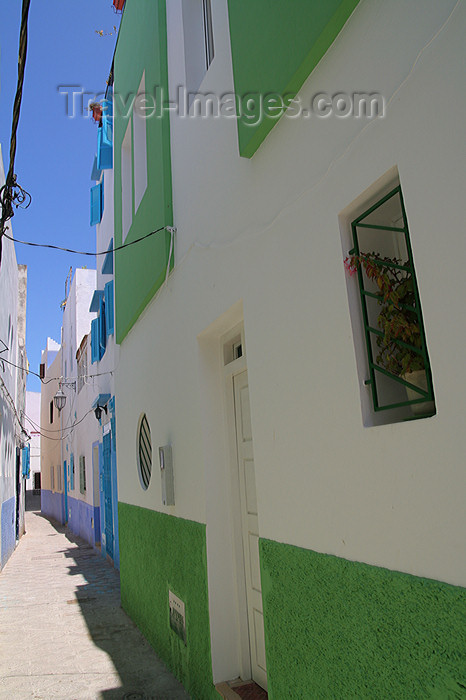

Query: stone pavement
<box><xmin>0</xmin><ymin>504</ymin><xmax>191</xmax><ymax>700</ymax></box>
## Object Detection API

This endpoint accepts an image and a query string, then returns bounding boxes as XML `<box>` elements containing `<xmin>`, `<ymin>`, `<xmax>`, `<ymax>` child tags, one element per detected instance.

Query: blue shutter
<box><xmin>102</xmin><ymin>113</ymin><xmax>113</xmax><ymax>148</ymax></box>
<box><xmin>105</xmin><ymin>280</ymin><xmax>114</xmax><ymax>336</ymax></box>
<box><xmin>97</xmin><ymin>126</ymin><xmax>113</xmax><ymax>169</ymax></box>
<box><xmin>70</xmin><ymin>454</ymin><xmax>74</xmax><ymax>490</ymax></box>
<box><xmin>91</xmin><ymin>318</ymin><xmax>99</xmax><ymax>363</ymax></box>
<box><xmin>90</xmin><ymin>183</ymin><xmax>103</xmax><ymax>225</ymax></box>
<box><xmin>99</xmin><ymin>296</ymin><xmax>107</xmax><ymax>358</ymax></box>
<box><xmin>21</xmin><ymin>445</ymin><xmax>30</xmax><ymax>478</ymax></box>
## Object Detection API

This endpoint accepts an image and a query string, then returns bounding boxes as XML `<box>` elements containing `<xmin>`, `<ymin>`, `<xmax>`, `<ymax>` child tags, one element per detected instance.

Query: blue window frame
<box><xmin>105</xmin><ymin>280</ymin><xmax>114</xmax><ymax>336</ymax></box>
<box><xmin>97</xmin><ymin>116</ymin><xmax>113</xmax><ymax>170</ymax></box>
<box><xmin>91</xmin><ymin>317</ymin><xmax>100</xmax><ymax>364</ymax></box>
<box><xmin>90</xmin><ymin>181</ymin><xmax>103</xmax><ymax>226</ymax></box>
<box><xmin>99</xmin><ymin>296</ymin><xmax>107</xmax><ymax>357</ymax></box>
<box><xmin>70</xmin><ymin>453</ymin><xmax>75</xmax><ymax>491</ymax></box>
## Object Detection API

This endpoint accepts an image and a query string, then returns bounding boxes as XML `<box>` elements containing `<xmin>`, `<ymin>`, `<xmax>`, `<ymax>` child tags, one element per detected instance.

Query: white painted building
<box><xmin>40</xmin><ymin>340</ymin><xmax>62</xmax><ymax>521</ymax></box>
<box><xmin>0</xmin><ymin>144</ymin><xmax>27</xmax><ymax>569</ymax></box>
<box><xmin>24</xmin><ymin>391</ymin><xmax>41</xmax><ymax>494</ymax></box>
<box><xmin>87</xmin><ymin>88</ymin><xmax>120</xmax><ymax>567</ymax></box>
<box><xmin>112</xmin><ymin>2</ymin><xmax>466</xmax><ymax>697</ymax></box>
<box><xmin>40</xmin><ymin>270</ymin><xmax>104</xmax><ymax>549</ymax></box>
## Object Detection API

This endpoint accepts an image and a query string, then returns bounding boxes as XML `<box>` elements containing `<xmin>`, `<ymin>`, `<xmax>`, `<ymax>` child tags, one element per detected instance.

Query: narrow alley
<box><xmin>0</xmin><ymin>500</ymin><xmax>191</xmax><ymax>700</ymax></box>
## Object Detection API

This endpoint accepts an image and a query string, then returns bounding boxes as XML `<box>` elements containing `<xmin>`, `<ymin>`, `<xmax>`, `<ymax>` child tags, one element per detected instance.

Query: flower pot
<box><xmin>403</xmin><ymin>369</ymin><xmax>435</xmax><ymax>415</ymax></box>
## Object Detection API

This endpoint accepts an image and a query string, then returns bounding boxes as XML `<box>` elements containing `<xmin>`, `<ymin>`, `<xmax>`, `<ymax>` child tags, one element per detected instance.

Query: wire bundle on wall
<box><xmin>0</xmin><ymin>0</ymin><xmax>32</xmax><ymax>266</ymax></box>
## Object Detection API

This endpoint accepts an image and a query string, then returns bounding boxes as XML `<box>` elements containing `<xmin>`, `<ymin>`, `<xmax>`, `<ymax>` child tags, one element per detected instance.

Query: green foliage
<box><xmin>345</xmin><ymin>252</ymin><xmax>425</xmax><ymax>375</ymax></box>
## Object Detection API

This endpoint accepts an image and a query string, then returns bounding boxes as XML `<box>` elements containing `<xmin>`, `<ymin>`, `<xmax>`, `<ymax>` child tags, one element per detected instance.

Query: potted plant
<box><xmin>89</xmin><ymin>102</ymin><xmax>103</xmax><ymax>124</ymax></box>
<box><xmin>344</xmin><ymin>252</ymin><xmax>434</xmax><ymax>413</ymax></box>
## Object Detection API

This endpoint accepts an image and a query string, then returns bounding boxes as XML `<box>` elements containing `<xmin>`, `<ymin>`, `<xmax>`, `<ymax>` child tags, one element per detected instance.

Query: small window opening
<box><xmin>233</xmin><ymin>341</ymin><xmax>242</xmax><ymax>360</ymax></box>
<box><xmin>202</xmin><ymin>0</ymin><xmax>214</xmax><ymax>69</ymax></box>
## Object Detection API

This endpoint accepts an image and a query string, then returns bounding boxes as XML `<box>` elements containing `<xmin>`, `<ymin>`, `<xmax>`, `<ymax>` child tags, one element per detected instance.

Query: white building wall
<box><xmin>116</xmin><ymin>0</ymin><xmax>466</xmax><ymax>598</ymax></box>
<box><xmin>40</xmin><ymin>345</ymin><xmax>62</xmax><ymax>496</ymax></box>
<box><xmin>25</xmin><ymin>391</ymin><xmax>41</xmax><ymax>491</ymax></box>
<box><xmin>106</xmin><ymin>3</ymin><xmax>466</xmax><ymax>691</ymax></box>
<box><xmin>61</xmin><ymin>269</ymin><xmax>99</xmax><ymax>511</ymax></box>
<box><xmin>0</xmin><ymin>143</ymin><xmax>26</xmax><ymax>565</ymax></box>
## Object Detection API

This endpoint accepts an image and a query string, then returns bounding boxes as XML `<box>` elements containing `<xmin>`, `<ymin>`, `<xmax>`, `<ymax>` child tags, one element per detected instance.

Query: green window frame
<box><xmin>79</xmin><ymin>455</ymin><xmax>86</xmax><ymax>494</ymax></box>
<box><xmin>349</xmin><ymin>185</ymin><xmax>435</xmax><ymax>418</ymax></box>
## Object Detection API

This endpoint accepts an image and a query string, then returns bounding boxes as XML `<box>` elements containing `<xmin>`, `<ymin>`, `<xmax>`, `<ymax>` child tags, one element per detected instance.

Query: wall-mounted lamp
<box><xmin>53</xmin><ymin>381</ymin><xmax>76</xmax><ymax>412</ymax></box>
<box><xmin>94</xmin><ymin>404</ymin><xmax>108</xmax><ymax>421</ymax></box>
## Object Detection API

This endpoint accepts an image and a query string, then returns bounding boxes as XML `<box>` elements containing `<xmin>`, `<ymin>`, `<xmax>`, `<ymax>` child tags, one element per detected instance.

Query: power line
<box><xmin>0</xmin><ymin>354</ymin><xmax>117</xmax><ymax>385</ymax></box>
<box><xmin>0</xmin><ymin>0</ymin><xmax>32</xmax><ymax>265</ymax></box>
<box><xmin>3</xmin><ymin>224</ymin><xmax>173</xmax><ymax>256</ymax></box>
<box><xmin>23</xmin><ymin>407</ymin><xmax>95</xmax><ymax>442</ymax></box>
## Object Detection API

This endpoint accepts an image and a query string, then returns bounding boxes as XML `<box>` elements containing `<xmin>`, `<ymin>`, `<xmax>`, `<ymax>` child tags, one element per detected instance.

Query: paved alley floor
<box><xmin>0</xmin><ymin>506</ymin><xmax>191</xmax><ymax>700</ymax></box>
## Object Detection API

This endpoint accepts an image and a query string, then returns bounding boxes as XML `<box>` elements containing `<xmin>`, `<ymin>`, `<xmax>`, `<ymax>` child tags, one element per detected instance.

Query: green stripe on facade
<box><xmin>227</xmin><ymin>0</ymin><xmax>360</xmax><ymax>158</ymax></box>
<box><xmin>259</xmin><ymin>538</ymin><xmax>466</xmax><ymax>698</ymax></box>
<box><xmin>118</xmin><ymin>502</ymin><xmax>217</xmax><ymax>699</ymax></box>
<box><xmin>113</xmin><ymin>0</ymin><xmax>173</xmax><ymax>343</ymax></box>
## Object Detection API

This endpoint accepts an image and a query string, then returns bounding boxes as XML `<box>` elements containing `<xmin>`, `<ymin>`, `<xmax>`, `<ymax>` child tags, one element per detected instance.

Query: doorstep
<box><xmin>215</xmin><ymin>679</ymin><xmax>268</xmax><ymax>700</ymax></box>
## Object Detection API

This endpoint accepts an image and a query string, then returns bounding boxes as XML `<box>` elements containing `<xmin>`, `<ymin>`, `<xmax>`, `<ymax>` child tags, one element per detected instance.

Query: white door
<box><xmin>233</xmin><ymin>370</ymin><xmax>267</xmax><ymax>690</ymax></box>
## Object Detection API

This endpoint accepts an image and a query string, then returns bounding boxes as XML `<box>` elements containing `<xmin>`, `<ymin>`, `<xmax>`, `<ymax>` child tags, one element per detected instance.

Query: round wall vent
<box><xmin>137</xmin><ymin>414</ymin><xmax>152</xmax><ymax>490</ymax></box>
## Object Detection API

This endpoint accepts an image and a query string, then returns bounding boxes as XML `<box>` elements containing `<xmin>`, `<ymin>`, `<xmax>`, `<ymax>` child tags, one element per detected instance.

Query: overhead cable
<box><xmin>0</xmin><ymin>0</ymin><xmax>32</xmax><ymax>265</ymax></box>
<box><xmin>3</xmin><ymin>225</ymin><xmax>173</xmax><ymax>256</ymax></box>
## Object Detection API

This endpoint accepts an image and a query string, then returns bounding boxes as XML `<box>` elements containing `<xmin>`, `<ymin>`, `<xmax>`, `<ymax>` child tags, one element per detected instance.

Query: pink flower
<box><xmin>344</xmin><ymin>256</ymin><xmax>357</xmax><ymax>277</ymax></box>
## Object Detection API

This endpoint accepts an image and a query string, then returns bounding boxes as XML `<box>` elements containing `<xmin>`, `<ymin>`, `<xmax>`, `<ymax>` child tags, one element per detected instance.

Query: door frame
<box><xmin>222</xmin><ymin>323</ymin><xmax>255</xmax><ymax>682</ymax></box>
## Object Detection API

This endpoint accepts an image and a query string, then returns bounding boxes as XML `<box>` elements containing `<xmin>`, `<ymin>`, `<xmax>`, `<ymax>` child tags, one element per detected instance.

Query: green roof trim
<box><xmin>227</xmin><ymin>0</ymin><xmax>360</xmax><ymax>158</ymax></box>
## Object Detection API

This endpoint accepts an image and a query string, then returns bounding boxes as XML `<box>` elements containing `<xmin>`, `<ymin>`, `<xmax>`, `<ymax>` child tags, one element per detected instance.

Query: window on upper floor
<box><xmin>90</xmin><ymin>281</ymin><xmax>114</xmax><ymax>364</ymax></box>
<box><xmin>50</xmin><ymin>465</ymin><xmax>55</xmax><ymax>491</ymax></box>
<box><xmin>49</xmin><ymin>400</ymin><xmax>54</xmax><ymax>425</ymax></box>
<box><xmin>121</xmin><ymin>118</ymin><xmax>133</xmax><ymax>242</ymax></box>
<box><xmin>77</xmin><ymin>336</ymin><xmax>88</xmax><ymax>393</ymax></box>
<box><xmin>341</xmin><ymin>177</ymin><xmax>435</xmax><ymax>426</ymax></box>
<box><xmin>182</xmin><ymin>0</ymin><xmax>215</xmax><ymax>105</ymax></box>
<box><xmin>133</xmin><ymin>72</ymin><xmax>148</xmax><ymax>214</ymax></box>
<box><xmin>90</xmin><ymin>180</ymin><xmax>104</xmax><ymax>226</ymax></box>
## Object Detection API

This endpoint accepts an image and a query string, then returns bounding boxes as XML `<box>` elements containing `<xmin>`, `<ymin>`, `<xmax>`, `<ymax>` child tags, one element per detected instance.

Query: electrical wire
<box><xmin>0</xmin><ymin>0</ymin><xmax>32</xmax><ymax>265</ymax></box>
<box><xmin>0</xmin><ymin>354</ymin><xmax>118</xmax><ymax>385</ymax></box>
<box><xmin>23</xmin><ymin>407</ymin><xmax>95</xmax><ymax>442</ymax></box>
<box><xmin>0</xmin><ymin>372</ymin><xmax>29</xmax><ymax>441</ymax></box>
<box><xmin>0</xmin><ymin>355</ymin><xmax>56</xmax><ymax>384</ymax></box>
<box><xmin>3</xmin><ymin>224</ymin><xmax>171</xmax><ymax>257</ymax></box>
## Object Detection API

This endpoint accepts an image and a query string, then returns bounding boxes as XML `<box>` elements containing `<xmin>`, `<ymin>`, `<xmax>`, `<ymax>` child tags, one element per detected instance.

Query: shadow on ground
<box><xmin>35</xmin><ymin>509</ymin><xmax>190</xmax><ymax>700</ymax></box>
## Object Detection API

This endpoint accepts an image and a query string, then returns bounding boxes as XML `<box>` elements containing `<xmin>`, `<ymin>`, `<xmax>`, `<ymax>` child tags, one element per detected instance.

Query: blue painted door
<box><xmin>103</xmin><ymin>432</ymin><xmax>113</xmax><ymax>559</ymax></box>
<box><xmin>63</xmin><ymin>460</ymin><xmax>68</xmax><ymax>523</ymax></box>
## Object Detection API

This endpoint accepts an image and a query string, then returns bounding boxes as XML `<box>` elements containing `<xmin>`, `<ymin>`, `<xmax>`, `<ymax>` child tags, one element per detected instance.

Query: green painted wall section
<box><xmin>113</xmin><ymin>0</ymin><xmax>173</xmax><ymax>343</ymax></box>
<box><xmin>227</xmin><ymin>0</ymin><xmax>360</xmax><ymax>158</ymax></box>
<box><xmin>260</xmin><ymin>539</ymin><xmax>466</xmax><ymax>698</ymax></box>
<box><xmin>118</xmin><ymin>502</ymin><xmax>218</xmax><ymax>700</ymax></box>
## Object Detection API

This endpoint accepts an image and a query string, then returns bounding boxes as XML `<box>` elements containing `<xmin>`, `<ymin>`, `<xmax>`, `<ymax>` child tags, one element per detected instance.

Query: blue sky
<box><xmin>0</xmin><ymin>0</ymin><xmax>121</xmax><ymax>392</ymax></box>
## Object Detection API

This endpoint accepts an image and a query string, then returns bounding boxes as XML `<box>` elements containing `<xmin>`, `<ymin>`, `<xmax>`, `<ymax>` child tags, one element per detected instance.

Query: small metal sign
<box><xmin>169</xmin><ymin>590</ymin><xmax>186</xmax><ymax>644</ymax></box>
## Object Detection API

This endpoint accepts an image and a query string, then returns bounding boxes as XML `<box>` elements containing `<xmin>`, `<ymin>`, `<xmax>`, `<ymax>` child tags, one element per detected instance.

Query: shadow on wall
<box><xmin>39</xmin><ymin>513</ymin><xmax>190</xmax><ymax>700</ymax></box>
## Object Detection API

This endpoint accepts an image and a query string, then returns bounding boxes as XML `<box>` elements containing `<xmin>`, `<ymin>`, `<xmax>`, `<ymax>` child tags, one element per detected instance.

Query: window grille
<box><xmin>349</xmin><ymin>185</ymin><xmax>435</xmax><ymax>417</ymax></box>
